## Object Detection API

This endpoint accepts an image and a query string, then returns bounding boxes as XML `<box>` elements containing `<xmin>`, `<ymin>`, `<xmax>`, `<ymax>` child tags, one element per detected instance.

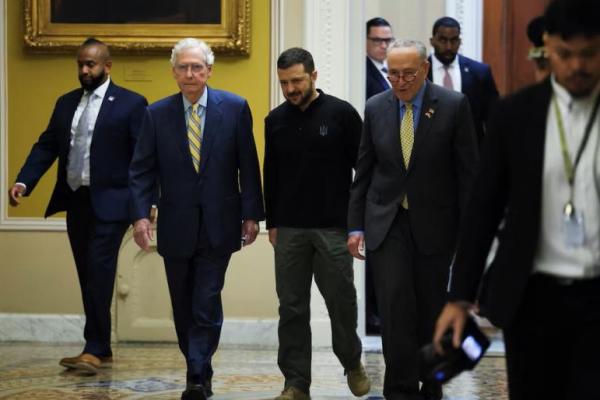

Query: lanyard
<box><xmin>553</xmin><ymin>94</ymin><xmax>600</xmax><ymax>192</ymax></box>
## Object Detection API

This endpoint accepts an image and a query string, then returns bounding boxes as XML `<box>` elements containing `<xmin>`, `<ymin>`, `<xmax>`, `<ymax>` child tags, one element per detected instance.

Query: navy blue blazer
<box><xmin>366</xmin><ymin>57</ymin><xmax>390</xmax><ymax>100</ymax></box>
<box><xmin>428</xmin><ymin>55</ymin><xmax>499</xmax><ymax>144</ymax></box>
<box><xmin>16</xmin><ymin>81</ymin><xmax>148</xmax><ymax>221</ymax></box>
<box><xmin>129</xmin><ymin>88</ymin><xmax>265</xmax><ymax>258</ymax></box>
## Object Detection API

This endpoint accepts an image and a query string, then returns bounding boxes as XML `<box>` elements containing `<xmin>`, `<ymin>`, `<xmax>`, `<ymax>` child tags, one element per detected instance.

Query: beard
<box><xmin>79</xmin><ymin>71</ymin><xmax>107</xmax><ymax>91</ymax></box>
<box><xmin>435</xmin><ymin>50</ymin><xmax>457</xmax><ymax>66</ymax></box>
<box><xmin>285</xmin><ymin>81</ymin><xmax>315</xmax><ymax>109</ymax></box>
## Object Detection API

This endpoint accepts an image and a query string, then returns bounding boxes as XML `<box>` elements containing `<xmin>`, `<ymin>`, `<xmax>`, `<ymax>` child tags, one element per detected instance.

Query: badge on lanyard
<box><xmin>561</xmin><ymin>201</ymin><xmax>585</xmax><ymax>247</ymax></box>
<box><xmin>553</xmin><ymin>94</ymin><xmax>600</xmax><ymax>248</ymax></box>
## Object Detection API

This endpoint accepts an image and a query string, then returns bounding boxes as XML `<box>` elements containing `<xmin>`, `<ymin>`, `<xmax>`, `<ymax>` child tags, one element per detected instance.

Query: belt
<box><xmin>535</xmin><ymin>272</ymin><xmax>600</xmax><ymax>287</ymax></box>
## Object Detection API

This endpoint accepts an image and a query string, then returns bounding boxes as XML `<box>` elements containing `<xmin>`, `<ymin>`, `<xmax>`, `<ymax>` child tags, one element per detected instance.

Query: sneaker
<box><xmin>274</xmin><ymin>386</ymin><xmax>310</xmax><ymax>400</ymax></box>
<box><xmin>346</xmin><ymin>362</ymin><xmax>371</xmax><ymax>396</ymax></box>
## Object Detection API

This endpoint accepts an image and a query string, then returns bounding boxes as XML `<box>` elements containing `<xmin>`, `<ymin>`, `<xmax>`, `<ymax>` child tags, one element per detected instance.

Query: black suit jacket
<box><xmin>348</xmin><ymin>82</ymin><xmax>479</xmax><ymax>254</ymax></box>
<box><xmin>448</xmin><ymin>80</ymin><xmax>555</xmax><ymax>328</ymax></box>
<box><xmin>427</xmin><ymin>55</ymin><xmax>499</xmax><ymax>144</ymax></box>
<box><xmin>129</xmin><ymin>88</ymin><xmax>264</xmax><ymax>258</ymax></box>
<box><xmin>366</xmin><ymin>57</ymin><xmax>390</xmax><ymax>100</ymax></box>
<box><xmin>16</xmin><ymin>81</ymin><xmax>148</xmax><ymax>221</ymax></box>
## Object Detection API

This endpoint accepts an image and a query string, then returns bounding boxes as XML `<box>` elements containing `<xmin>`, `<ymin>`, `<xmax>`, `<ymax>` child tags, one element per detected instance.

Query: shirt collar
<box><xmin>369</xmin><ymin>57</ymin><xmax>387</xmax><ymax>71</ymax></box>
<box><xmin>432</xmin><ymin>53</ymin><xmax>459</xmax><ymax>71</ymax></box>
<box><xmin>182</xmin><ymin>87</ymin><xmax>208</xmax><ymax>112</ymax></box>
<box><xmin>399</xmin><ymin>80</ymin><xmax>427</xmax><ymax>109</ymax></box>
<box><xmin>85</xmin><ymin>76</ymin><xmax>110</xmax><ymax>100</ymax></box>
<box><xmin>551</xmin><ymin>75</ymin><xmax>600</xmax><ymax>111</ymax></box>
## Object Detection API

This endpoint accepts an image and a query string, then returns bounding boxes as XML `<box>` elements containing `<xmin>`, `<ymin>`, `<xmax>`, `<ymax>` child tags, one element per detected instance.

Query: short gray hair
<box><xmin>387</xmin><ymin>39</ymin><xmax>428</xmax><ymax>61</ymax></box>
<box><xmin>170</xmin><ymin>38</ymin><xmax>215</xmax><ymax>66</ymax></box>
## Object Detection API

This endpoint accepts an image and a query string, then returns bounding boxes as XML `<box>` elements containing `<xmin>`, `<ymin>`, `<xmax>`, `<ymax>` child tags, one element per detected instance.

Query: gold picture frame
<box><xmin>24</xmin><ymin>0</ymin><xmax>251</xmax><ymax>55</ymax></box>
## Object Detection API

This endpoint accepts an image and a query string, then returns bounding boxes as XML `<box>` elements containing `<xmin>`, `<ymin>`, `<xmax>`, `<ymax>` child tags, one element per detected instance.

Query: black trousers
<box><xmin>163</xmin><ymin>221</ymin><xmax>231</xmax><ymax>385</ymax></box>
<box><xmin>65</xmin><ymin>187</ymin><xmax>129</xmax><ymax>357</ymax></box>
<box><xmin>503</xmin><ymin>274</ymin><xmax>600</xmax><ymax>400</ymax></box>
<box><xmin>369</xmin><ymin>209</ymin><xmax>452</xmax><ymax>399</ymax></box>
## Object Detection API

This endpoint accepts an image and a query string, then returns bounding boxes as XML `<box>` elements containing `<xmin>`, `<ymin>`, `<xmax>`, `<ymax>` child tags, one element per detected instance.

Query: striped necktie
<box><xmin>187</xmin><ymin>103</ymin><xmax>202</xmax><ymax>172</ymax></box>
<box><xmin>400</xmin><ymin>103</ymin><xmax>414</xmax><ymax>208</ymax></box>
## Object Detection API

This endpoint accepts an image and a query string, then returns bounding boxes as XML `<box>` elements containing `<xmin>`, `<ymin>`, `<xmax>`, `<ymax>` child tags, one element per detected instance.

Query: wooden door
<box><xmin>483</xmin><ymin>0</ymin><xmax>550</xmax><ymax>96</ymax></box>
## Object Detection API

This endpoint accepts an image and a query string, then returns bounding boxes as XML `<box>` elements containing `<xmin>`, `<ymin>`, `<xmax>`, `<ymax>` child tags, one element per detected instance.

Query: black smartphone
<box><xmin>419</xmin><ymin>316</ymin><xmax>490</xmax><ymax>384</ymax></box>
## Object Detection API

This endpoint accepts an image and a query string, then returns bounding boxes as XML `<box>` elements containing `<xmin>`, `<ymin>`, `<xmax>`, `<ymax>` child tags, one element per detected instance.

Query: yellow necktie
<box><xmin>400</xmin><ymin>103</ymin><xmax>414</xmax><ymax>208</ymax></box>
<box><xmin>188</xmin><ymin>103</ymin><xmax>202</xmax><ymax>172</ymax></box>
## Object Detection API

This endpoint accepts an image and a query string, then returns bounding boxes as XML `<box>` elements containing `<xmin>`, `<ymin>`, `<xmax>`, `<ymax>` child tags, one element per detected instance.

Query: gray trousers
<box><xmin>274</xmin><ymin>227</ymin><xmax>363</xmax><ymax>393</ymax></box>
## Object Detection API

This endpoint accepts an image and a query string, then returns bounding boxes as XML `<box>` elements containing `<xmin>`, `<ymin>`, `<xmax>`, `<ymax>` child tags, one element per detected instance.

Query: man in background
<box><xmin>265</xmin><ymin>47</ymin><xmax>371</xmax><ymax>400</ymax></box>
<box><xmin>366</xmin><ymin>17</ymin><xmax>394</xmax><ymax>100</ymax></box>
<box><xmin>8</xmin><ymin>38</ymin><xmax>147</xmax><ymax>374</ymax></box>
<box><xmin>428</xmin><ymin>16</ymin><xmax>499</xmax><ymax>146</ymax></box>
<box><xmin>434</xmin><ymin>0</ymin><xmax>600</xmax><ymax>398</ymax></box>
<box><xmin>129</xmin><ymin>38</ymin><xmax>264</xmax><ymax>400</ymax></box>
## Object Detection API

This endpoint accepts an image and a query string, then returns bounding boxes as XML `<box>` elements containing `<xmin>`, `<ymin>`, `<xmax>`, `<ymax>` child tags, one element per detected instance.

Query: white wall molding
<box><xmin>446</xmin><ymin>0</ymin><xmax>483</xmax><ymax>61</ymax></box>
<box><xmin>0</xmin><ymin>0</ymin><xmax>65</xmax><ymax>231</ymax></box>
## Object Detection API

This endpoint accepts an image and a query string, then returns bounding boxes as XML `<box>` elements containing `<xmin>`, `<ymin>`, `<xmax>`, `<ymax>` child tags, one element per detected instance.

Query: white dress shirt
<box><xmin>533</xmin><ymin>77</ymin><xmax>600</xmax><ymax>279</ymax></box>
<box><xmin>431</xmin><ymin>54</ymin><xmax>462</xmax><ymax>93</ymax></box>
<box><xmin>69</xmin><ymin>77</ymin><xmax>111</xmax><ymax>187</ymax></box>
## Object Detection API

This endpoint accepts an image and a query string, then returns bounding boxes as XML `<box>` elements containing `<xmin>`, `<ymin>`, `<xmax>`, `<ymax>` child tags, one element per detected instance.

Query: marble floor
<box><xmin>0</xmin><ymin>341</ymin><xmax>507</xmax><ymax>399</ymax></box>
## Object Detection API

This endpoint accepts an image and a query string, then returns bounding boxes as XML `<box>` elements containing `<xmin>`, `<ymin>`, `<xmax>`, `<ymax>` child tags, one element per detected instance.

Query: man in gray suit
<box><xmin>347</xmin><ymin>39</ymin><xmax>478</xmax><ymax>400</ymax></box>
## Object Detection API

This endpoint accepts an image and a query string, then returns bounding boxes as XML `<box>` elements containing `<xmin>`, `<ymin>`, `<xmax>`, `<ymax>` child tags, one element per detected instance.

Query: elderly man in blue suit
<box><xmin>8</xmin><ymin>38</ymin><xmax>147</xmax><ymax>374</ymax></box>
<box><xmin>129</xmin><ymin>38</ymin><xmax>264</xmax><ymax>400</ymax></box>
<box><xmin>427</xmin><ymin>16</ymin><xmax>499</xmax><ymax>146</ymax></box>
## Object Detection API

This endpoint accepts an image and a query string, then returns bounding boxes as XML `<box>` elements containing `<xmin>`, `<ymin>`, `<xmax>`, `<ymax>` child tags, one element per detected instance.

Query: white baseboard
<box><xmin>0</xmin><ymin>314</ymin><xmax>338</xmax><ymax>348</ymax></box>
<box><xmin>0</xmin><ymin>313</ymin><xmax>85</xmax><ymax>342</ymax></box>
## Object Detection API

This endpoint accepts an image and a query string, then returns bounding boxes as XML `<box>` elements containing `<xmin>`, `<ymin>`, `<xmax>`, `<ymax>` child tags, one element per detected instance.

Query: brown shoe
<box><xmin>346</xmin><ymin>362</ymin><xmax>371</xmax><ymax>396</ymax></box>
<box><xmin>274</xmin><ymin>386</ymin><xmax>310</xmax><ymax>400</ymax></box>
<box><xmin>59</xmin><ymin>353</ymin><xmax>110</xmax><ymax>374</ymax></box>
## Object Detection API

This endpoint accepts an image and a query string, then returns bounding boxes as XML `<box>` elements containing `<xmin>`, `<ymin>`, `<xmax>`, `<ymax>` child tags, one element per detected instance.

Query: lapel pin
<box><xmin>464</xmin><ymin>66</ymin><xmax>469</xmax><ymax>73</ymax></box>
<box><xmin>425</xmin><ymin>108</ymin><xmax>435</xmax><ymax>119</ymax></box>
<box><xmin>108</xmin><ymin>96</ymin><xmax>115</xmax><ymax>102</ymax></box>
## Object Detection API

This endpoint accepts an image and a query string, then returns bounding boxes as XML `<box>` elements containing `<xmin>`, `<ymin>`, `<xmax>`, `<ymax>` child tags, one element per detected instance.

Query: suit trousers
<box><xmin>163</xmin><ymin>221</ymin><xmax>231</xmax><ymax>385</ymax></box>
<box><xmin>65</xmin><ymin>187</ymin><xmax>129</xmax><ymax>357</ymax></box>
<box><xmin>275</xmin><ymin>227</ymin><xmax>362</xmax><ymax>394</ymax></box>
<box><xmin>369</xmin><ymin>208</ymin><xmax>452</xmax><ymax>399</ymax></box>
<box><xmin>503</xmin><ymin>273</ymin><xmax>600</xmax><ymax>400</ymax></box>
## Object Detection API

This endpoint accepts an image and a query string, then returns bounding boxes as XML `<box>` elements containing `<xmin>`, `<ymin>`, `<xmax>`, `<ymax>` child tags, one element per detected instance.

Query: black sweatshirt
<box><xmin>264</xmin><ymin>90</ymin><xmax>362</xmax><ymax>229</ymax></box>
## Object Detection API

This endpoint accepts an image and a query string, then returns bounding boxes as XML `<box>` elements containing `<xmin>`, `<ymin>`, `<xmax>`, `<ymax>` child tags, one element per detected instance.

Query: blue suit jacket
<box><xmin>16</xmin><ymin>81</ymin><xmax>148</xmax><ymax>221</ymax></box>
<box><xmin>366</xmin><ymin>57</ymin><xmax>390</xmax><ymax>100</ymax></box>
<box><xmin>428</xmin><ymin>55</ymin><xmax>499</xmax><ymax>144</ymax></box>
<box><xmin>129</xmin><ymin>88</ymin><xmax>265</xmax><ymax>258</ymax></box>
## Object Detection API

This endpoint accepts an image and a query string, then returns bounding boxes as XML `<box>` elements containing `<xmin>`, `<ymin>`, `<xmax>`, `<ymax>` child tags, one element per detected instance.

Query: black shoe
<box><xmin>421</xmin><ymin>382</ymin><xmax>443</xmax><ymax>400</ymax></box>
<box><xmin>182</xmin><ymin>383</ymin><xmax>207</xmax><ymax>400</ymax></box>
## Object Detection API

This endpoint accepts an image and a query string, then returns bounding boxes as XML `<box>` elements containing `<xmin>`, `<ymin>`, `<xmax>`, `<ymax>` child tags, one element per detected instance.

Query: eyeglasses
<box><xmin>387</xmin><ymin>67</ymin><xmax>422</xmax><ymax>83</ymax></box>
<box><xmin>174</xmin><ymin>63</ymin><xmax>206</xmax><ymax>74</ymax></box>
<box><xmin>367</xmin><ymin>37</ymin><xmax>395</xmax><ymax>46</ymax></box>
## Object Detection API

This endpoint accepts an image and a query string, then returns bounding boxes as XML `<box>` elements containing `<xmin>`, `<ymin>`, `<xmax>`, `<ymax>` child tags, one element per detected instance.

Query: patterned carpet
<box><xmin>0</xmin><ymin>342</ymin><xmax>507</xmax><ymax>399</ymax></box>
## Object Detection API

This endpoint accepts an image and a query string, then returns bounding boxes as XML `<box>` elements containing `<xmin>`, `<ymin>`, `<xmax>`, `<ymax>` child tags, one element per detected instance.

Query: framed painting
<box><xmin>24</xmin><ymin>0</ymin><xmax>251</xmax><ymax>55</ymax></box>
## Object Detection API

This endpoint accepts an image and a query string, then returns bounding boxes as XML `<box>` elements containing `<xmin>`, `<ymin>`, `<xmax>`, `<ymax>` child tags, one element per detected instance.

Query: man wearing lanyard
<box><xmin>433</xmin><ymin>0</ymin><xmax>600</xmax><ymax>398</ymax></box>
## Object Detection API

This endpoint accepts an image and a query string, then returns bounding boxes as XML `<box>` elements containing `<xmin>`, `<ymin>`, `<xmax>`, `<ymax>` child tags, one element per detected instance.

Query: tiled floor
<box><xmin>0</xmin><ymin>341</ymin><xmax>507</xmax><ymax>399</ymax></box>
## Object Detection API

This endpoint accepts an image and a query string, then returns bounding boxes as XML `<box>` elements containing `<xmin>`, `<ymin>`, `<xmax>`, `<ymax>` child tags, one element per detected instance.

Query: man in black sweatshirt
<box><xmin>264</xmin><ymin>47</ymin><xmax>371</xmax><ymax>400</ymax></box>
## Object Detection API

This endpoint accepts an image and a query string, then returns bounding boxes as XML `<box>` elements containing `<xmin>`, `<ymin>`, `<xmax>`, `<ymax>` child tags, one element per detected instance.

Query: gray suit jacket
<box><xmin>348</xmin><ymin>81</ymin><xmax>479</xmax><ymax>254</ymax></box>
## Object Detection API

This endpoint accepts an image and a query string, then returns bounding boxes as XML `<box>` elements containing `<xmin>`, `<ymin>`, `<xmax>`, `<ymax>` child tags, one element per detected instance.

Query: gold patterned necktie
<box><xmin>187</xmin><ymin>103</ymin><xmax>202</xmax><ymax>172</ymax></box>
<box><xmin>400</xmin><ymin>103</ymin><xmax>414</xmax><ymax>208</ymax></box>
